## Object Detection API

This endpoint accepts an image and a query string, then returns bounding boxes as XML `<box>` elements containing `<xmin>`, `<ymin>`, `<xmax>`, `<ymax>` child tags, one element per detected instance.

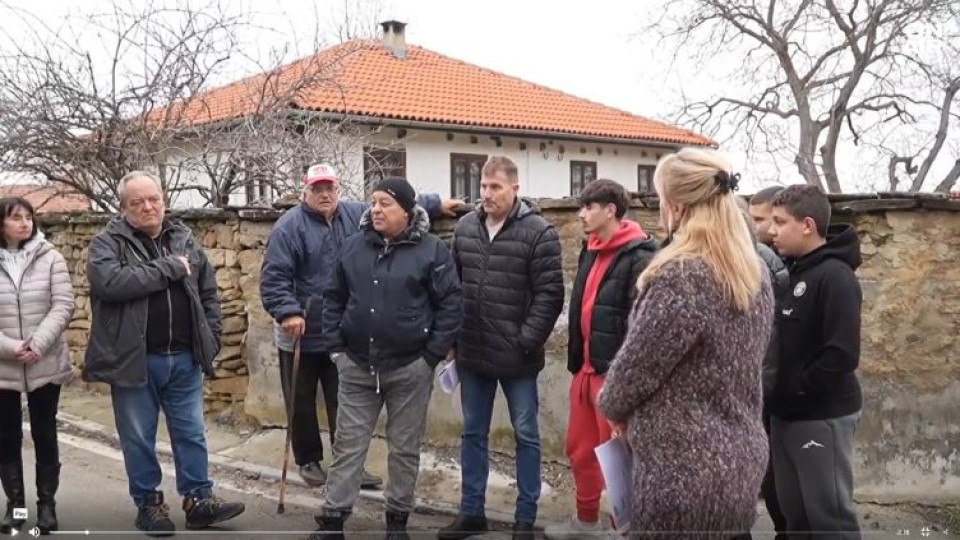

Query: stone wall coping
<box><xmin>36</xmin><ymin>192</ymin><xmax>960</xmax><ymax>225</ymax></box>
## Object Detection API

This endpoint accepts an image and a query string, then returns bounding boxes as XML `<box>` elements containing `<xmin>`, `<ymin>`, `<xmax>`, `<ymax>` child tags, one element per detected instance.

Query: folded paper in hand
<box><xmin>438</xmin><ymin>360</ymin><xmax>459</xmax><ymax>394</ymax></box>
<box><xmin>595</xmin><ymin>437</ymin><xmax>633</xmax><ymax>535</ymax></box>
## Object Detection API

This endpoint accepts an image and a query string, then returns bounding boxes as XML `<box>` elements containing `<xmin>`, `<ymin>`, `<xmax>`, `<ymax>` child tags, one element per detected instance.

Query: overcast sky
<box><xmin>2</xmin><ymin>0</ymin><xmax>956</xmax><ymax>193</ymax></box>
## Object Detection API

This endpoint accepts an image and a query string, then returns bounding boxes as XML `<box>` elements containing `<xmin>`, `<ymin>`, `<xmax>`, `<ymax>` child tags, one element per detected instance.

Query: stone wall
<box><xmin>39</xmin><ymin>193</ymin><xmax>960</xmax><ymax>502</ymax></box>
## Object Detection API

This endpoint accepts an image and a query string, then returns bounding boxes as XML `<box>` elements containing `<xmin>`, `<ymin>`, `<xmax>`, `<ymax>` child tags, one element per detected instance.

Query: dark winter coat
<box><xmin>260</xmin><ymin>194</ymin><xmax>441</xmax><ymax>353</ymax></box>
<box><xmin>598</xmin><ymin>257</ymin><xmax>774</xmax><ymax>537</ymax></box>
<box><xmin>567</xmin><ymin>236</ymin><xmax>658</xmax><ymax>375</ymax></box>
<box><xmin>757</xmin><ymin>242</ymin><xmax>789</xmax><ymax>401</ymax></box>
<box><xmin>769</xmin><ymin>223</ymin><xmax>863</xmax><ymax>421</ymax></box>
<box><xmin>83</xmin><ymin>217</ymin><xmax>221</xmax><ymax>387</ymax></box>
<box><xmin>321</xmin><ymin>206</ymin><xmax>462</xmax><ymax>372</ymax></box>
<box><xmin>451</xmin><ymin>197</ymin><xmax>564</xmax><ymax>379</ymax></box>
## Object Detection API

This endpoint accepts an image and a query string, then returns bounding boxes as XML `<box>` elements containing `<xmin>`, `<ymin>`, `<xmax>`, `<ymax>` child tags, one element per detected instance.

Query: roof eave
<box><xmin>306</xmin><ymin>111</ymin><xmax>716</xmax><ymax>149</ymax></box>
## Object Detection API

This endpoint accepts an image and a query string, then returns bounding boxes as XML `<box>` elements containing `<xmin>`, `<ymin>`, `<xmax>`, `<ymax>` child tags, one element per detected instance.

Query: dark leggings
<box><xmin>0</xmin><ymin>384</ymin><xmax>61</xmax><ymax>465</ymax></box>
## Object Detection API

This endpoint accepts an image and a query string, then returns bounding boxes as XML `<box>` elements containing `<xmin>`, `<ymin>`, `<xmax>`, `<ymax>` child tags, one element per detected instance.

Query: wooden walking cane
<box><xmin>277</xmin><ymin>337</ymin><xmax>301</xmax><ymax>514</ymax></box>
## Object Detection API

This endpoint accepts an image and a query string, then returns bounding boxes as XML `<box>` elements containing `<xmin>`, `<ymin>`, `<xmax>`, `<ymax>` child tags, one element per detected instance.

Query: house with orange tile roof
<box><xmin>166</xmin><ymin>21</ymin><xmax>713</xmax><ymax>207</ymax></box>
<box><xmin>0</xmin><ymin>184</ymin><xmax>91</xmax><ymax>213</ymax></box>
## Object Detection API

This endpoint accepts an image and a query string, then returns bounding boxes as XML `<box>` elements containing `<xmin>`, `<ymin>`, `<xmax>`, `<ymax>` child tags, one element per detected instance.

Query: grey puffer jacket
<box><xmin>0</xmin><ymin>232</ymin><xmax>76</xmax><ymax>392</ymax></box>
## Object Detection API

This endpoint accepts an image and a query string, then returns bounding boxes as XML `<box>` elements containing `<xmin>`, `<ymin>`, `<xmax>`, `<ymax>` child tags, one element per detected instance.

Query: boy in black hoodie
<box><xmin>768</xmin><ymin>184</ymin><xmax>862</xmax><ymax>538</ymax></box>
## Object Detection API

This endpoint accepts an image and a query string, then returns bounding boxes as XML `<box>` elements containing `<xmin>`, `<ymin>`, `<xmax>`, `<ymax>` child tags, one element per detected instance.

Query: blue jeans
<box><xmin>111</xmin><ymin>352</ymin><xmax>213</xmax><ymax>505</ymax></box>
<box><xmin>459</xmin><ymin>368</ymin><xmax>541</xmax><ymax>523</ymax></box>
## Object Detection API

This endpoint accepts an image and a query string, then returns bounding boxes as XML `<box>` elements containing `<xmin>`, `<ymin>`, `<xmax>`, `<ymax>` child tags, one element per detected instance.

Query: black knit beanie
<box><xmin>373</xmin><ymin>177</ymin><xmax>417</xmax><ymax>214</ymax></box>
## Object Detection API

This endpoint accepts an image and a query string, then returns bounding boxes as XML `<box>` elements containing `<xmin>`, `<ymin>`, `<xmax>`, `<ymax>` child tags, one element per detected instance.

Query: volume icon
<box><xmin>28</xmin><ymin>527</ymin><xmax>40</xmax><ymax>537</ymax></box>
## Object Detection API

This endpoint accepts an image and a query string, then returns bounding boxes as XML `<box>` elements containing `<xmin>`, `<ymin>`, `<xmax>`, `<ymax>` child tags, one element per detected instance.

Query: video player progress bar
<box><xmin>46</xmin><ymin>531</ymin><xmax>331</xmax><ymax>536</ymax></box>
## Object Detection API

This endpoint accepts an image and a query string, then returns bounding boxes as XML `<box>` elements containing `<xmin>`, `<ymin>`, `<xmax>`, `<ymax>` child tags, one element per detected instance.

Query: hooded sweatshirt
<box><xmin>580</xmin><ymin>220</ymin><xmax>647</xmax><ymax>371</ymax></box>
<box><xmin>770</xmin><ymin>223</ymin><xmax>863</xmax><ymax>421</ymax></box>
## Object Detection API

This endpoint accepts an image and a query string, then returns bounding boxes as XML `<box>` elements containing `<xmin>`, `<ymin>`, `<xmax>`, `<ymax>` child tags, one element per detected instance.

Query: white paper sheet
<box><xmin>438</xmin><ymin>360</ymin><xmax>459</xmax><ymax>394</ymax></box>
<box><xmin>594</xmin><ymin>436</ymin><xmax>633</xmax><ymax>535</ymax></box>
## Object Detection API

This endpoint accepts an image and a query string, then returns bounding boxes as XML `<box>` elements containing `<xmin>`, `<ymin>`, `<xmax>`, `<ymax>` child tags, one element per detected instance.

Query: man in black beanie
<box><xmin>313</xmin><ymin>176</ymin><xmax>462</xmax><ymax>539</ymax></box>
<box><xmin>372</xmin><ymin>177</ymin><xmax>418</xmax><ymax>216</ymax></box>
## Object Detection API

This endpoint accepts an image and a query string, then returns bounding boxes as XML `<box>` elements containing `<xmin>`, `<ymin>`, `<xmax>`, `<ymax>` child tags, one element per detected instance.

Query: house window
<box><xmin>450</xmin><ymin>153</ymin><xmax>486</xmax><ymax>202</ymax></box>
<box><xmin>244</xmin><ymin>179</ymin><xmax>272</xmax><ymax>204</ymax></box>
<box><xmin>637</xmin><ymin>165</ymin><xmax>656</xmax><ymax>193</ymax></box>
<box><xmin>364</xmin><ymin>147</ymin><xmax>406</xmax><ymax>195</ymax></box>
<box><xmin>570</xmin><ymin>161</ymin><xmax>597</xmax><ymax>197</ymax></box>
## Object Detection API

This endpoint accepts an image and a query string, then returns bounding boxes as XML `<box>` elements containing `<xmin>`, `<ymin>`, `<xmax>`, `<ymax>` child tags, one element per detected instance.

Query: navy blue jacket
<box><xmin>321</xmin><ymin>206</ymin><xmax>462</xmax><ymax>372</ymax></box>
<box><xmin>259</xmin><ymin>194</ymin><xmax>441</xmax><ymax>352</ymax></box>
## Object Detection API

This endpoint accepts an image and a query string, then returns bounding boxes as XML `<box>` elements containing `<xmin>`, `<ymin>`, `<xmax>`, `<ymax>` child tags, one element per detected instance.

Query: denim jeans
<box><xmin>111</xmin><ymin>352</ymin><xmax>213</xmax><ymax>505</ymax></box>
<box><xmin>459</xmin><ymin>368</ymin><xmax>541</xmax><ymax>523</ymax></box>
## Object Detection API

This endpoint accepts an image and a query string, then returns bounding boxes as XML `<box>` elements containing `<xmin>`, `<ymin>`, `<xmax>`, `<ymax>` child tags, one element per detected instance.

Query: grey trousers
<box><xmin>770</xmin><ymin>412</ymin><xmax>861</xmax><ymax>540</ymax></box>
<box><xmin>321</xmin><ymin>354</ymin><xmax>434</xmax><ymax>515</ymax></box>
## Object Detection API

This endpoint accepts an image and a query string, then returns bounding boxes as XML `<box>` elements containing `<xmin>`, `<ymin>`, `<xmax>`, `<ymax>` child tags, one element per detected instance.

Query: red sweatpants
<box><xmin>565</xmin><ymin>369</ymin><xmax>612</xmax><ymax>523</ymax></box>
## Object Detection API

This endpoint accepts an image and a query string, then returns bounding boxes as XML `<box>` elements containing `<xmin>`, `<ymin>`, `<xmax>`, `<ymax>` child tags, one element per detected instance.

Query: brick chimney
<box><xmin>380</xmin><ymin>20</ymin><xmax>407</xmax><ymax>59</ymax></box>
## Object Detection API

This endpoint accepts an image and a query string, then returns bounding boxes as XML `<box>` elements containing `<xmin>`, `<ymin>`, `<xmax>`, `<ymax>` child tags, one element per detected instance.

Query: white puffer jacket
<box><xmin>0</xmin><ymin>231</ymin><xmax>76</xmax><ymax>392</ymax></box>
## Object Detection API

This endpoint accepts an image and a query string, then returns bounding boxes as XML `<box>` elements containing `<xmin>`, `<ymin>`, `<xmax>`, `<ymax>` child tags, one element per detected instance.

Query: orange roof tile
<box><xmin>0</xmin><ymin>185</ymin><xmax>91</xmax><ymax>213</ymax></box>
<box><xmin>164</xmin><ymin>40</ymin><xmax>713</xmax><ymax>147</ymax></box>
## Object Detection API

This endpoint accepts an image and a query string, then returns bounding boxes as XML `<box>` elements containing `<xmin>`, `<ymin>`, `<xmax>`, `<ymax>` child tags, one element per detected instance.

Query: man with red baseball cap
<box><xmin>260</xmin><ymin>163</ymin><xmax>458</xmax><ymax>490</ymax></box>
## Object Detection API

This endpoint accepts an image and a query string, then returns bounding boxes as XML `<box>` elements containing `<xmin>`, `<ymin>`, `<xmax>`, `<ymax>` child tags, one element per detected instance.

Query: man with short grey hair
<box><xmin>83</xmin><ymin>171</ymin><xmax>245</xmax><ymax>536</ymax></box>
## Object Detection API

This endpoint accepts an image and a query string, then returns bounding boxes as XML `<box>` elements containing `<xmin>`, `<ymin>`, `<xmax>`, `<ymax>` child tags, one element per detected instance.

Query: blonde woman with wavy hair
<box><xmin>598</xmin><ymin>148</ymin><xmax>774</xmax><ymax>539</ymax></box>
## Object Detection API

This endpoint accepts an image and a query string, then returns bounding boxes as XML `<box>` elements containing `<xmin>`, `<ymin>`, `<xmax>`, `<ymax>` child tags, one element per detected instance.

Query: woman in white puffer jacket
<box><xmin>0</xmin><ymin>197</ymin><xmax>74</xmax><ymax>536</ymax></box>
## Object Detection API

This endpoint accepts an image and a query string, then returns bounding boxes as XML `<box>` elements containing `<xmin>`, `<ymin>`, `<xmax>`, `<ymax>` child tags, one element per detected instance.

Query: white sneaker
<box><xmin>544</xmin><ymin>516</ymin><xmax>606</xmax><ymax>539</ymax></box>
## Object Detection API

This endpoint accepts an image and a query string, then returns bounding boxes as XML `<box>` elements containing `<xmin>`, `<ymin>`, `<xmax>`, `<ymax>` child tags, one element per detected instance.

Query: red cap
<box><xmin>304</xmin><ymin>163</ymin><xmax>339</xmax><ymax>185</ymax></box>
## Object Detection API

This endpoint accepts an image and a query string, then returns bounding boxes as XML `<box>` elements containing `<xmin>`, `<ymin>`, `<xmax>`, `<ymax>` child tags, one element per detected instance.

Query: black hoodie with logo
<box><xmin>769</xmin><ymin>223</ymin><xmax>863</xmax><ymax>421</ymax></box>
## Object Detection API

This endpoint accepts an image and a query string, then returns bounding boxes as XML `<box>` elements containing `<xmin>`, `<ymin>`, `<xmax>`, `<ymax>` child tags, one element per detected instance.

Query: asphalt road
<box><xmin>13</xmin><ymin>428</ymin><xmax>471</xmax><ymax>540</ymax></box>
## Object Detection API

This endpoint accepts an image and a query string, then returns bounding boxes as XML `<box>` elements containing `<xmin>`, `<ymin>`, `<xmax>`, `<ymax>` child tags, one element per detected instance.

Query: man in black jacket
<box><xmin>84</xmin><ymin>172</ymin><xmax>244</xmax><ymax>535</ymax></box>
<box><xmin>545</xmin><ymin>179</ymin><xmax>656</xmax><ymax>539</ymax></box>
<box><xmin>314</xmin><ymin>178</ymin><xmax>462</xmax><ymax>540</ymax></box>
<box><xmin>749</xmin><ymin>186</ymin><xmax>790</xmax><ymax>539</ymax></box>
<box><xmin>440</xmin><ymin>156</ymin><xmax>564</xmax><ymax>540</ymax></box>
<box><xmin>769</xmin><ymin>184</ymin><xmax>862</xmax><ymax>538</ymax></box>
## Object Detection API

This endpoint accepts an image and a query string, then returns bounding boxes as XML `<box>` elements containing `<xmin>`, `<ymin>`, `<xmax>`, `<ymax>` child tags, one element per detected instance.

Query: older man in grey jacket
<box><xmin>83</xmin><ymin>171</ymin><xmax>244</xmax><ymax>536</ymax></box>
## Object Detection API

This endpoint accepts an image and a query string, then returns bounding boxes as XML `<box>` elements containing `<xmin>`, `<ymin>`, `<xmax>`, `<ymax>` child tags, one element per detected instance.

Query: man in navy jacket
<box><xmin>314</xmin><ymin>177</ymin><xmax>462</xmax><ymax>539</ymax></box>
<box><xmin>259</xmin><ymin>164</ymin><xmax>454</xmax><ymax>488</ymax></box>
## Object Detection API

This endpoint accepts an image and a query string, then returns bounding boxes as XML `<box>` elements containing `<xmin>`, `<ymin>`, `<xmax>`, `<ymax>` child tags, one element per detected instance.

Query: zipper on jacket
<box><xmin>1</xmin><ymin>250</ymin><xmax>44</xmax><ymax>392</ymax></box>
<box><xmin>155</xmin><ymin>237</ymin><xmax>174</xmax><ymax>355</ymax></box>
<box><xmin>16</xmin><ymin>295</ymin><xmax>27</xmax><ymax>391</ymax></box>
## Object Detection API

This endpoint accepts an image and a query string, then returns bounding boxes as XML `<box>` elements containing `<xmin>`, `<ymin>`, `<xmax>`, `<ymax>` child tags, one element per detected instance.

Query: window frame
<box><xmin>570</xmin><ymin>160</ymin><xmax>597</xmax><ymax>197</ymax></box>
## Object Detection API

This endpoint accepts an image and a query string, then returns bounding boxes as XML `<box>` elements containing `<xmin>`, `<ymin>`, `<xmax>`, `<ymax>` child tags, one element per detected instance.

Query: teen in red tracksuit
<box><xmin>546</xmin><ymin>180</ymin><xmax>657</xmax><ymax>538</ymax></box>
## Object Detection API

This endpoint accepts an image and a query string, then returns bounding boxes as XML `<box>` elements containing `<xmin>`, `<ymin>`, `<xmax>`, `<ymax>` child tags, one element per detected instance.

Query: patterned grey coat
<box><xmin>598</xmin><ymin>257</ymin><xmax>773</xmax><ymax>539</ymax></box>
<box><xmin>0</xmin><ymin>233</ymin><xmax>76</xmax><ymax>392</ymax></box>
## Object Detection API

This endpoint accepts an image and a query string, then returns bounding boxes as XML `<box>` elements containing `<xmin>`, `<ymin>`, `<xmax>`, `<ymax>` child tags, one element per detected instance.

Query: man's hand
<box><xmin>440</xmin><ymin>198</ymin><xmax>462</xmax><ymax>217</ymax></box>
<box><xmin>281</xmin><ymin>315</ymin><xmax>306</xmax><ymax>337</ymax></box>
<box><xmin>446</xmin><ymin>348</ymin><xmax>456</xmax><ymax>361</ymax></box>
<box><xmin>177</xmin><ymin>256</ymin><xmax>192</xmax><ymax>276</ymax></box>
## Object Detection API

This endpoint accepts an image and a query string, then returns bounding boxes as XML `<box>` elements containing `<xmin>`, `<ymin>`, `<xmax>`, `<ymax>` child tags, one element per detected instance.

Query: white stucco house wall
<box><xmin>164</xmin><ymin>21</ymin><xmax>714</xmax><ymax>208</ymax></box>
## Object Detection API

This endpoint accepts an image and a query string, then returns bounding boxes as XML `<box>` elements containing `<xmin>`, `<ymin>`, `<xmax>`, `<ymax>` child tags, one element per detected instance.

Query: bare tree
<box><xmin>0</xmin><ymin>0</ymin><xmax>385</xmax><ymax>210</ymax></box>
<box><xmin>0</xmin><ymin>1</ymin><xmax>246</xmax><ymax>210</ymax></box>
<box><xmin>656</xmin><ymin>0</ymin><xmax>959</xmax><ymax>193</ymax></box>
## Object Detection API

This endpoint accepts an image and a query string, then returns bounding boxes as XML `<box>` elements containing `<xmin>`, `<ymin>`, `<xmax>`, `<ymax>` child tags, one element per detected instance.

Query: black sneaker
<box><xmin>182</xmin><ymin>494</ymin><xmax>245</xmax><ymax>530</ymax></box>
<box><xmin>512</xmin><ymin>521</ymin><xmax>536</xmax><ymax>540</ymax></box>
<box><xmin>299</xmin><ymin>462</ymin><xmax>327</xmax><ymax>487</ymax></box>
<box><xmin>135</xmin><ymin>492</ymin><xmax>175</xmax><ymax>537</ymax></box>
<box><xmin>309</xmin><ymin>512</ymin><xmax>345</xmax><ymax>540</ymax></box>
<box><xmin>438</xmin><ymin>514</ymin><xmax>488</xmax><ymax>540</ymax></box>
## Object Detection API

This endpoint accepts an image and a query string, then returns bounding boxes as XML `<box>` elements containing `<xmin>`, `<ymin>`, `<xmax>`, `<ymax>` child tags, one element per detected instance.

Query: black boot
<box><xmin>512</xmin><ymin>521</ymin><xmax>536</xmax><ymax>540</ymax></box>
<box><xmin>35</xmin><ymin>463</ymin><xmax>59</xmax><ymax>535</ymax></box>
<box><xmin>0</xmin><ymin>462</ymin><xmax>25</xmax><ymax>535</ymax></box>
<box><xmin>309</xmin><ymin>511</ymin><xmax>345</xmax><ymax>540</ymax></box>
<box><xmin>385</xmin><ymin>510</ymin><xmax>410</xmax><ymax>540</ymax></box>
<box><xmin>438</xmin><ymin>514</ymin><xmax>488</xmax><ymax>540</ymax></box>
